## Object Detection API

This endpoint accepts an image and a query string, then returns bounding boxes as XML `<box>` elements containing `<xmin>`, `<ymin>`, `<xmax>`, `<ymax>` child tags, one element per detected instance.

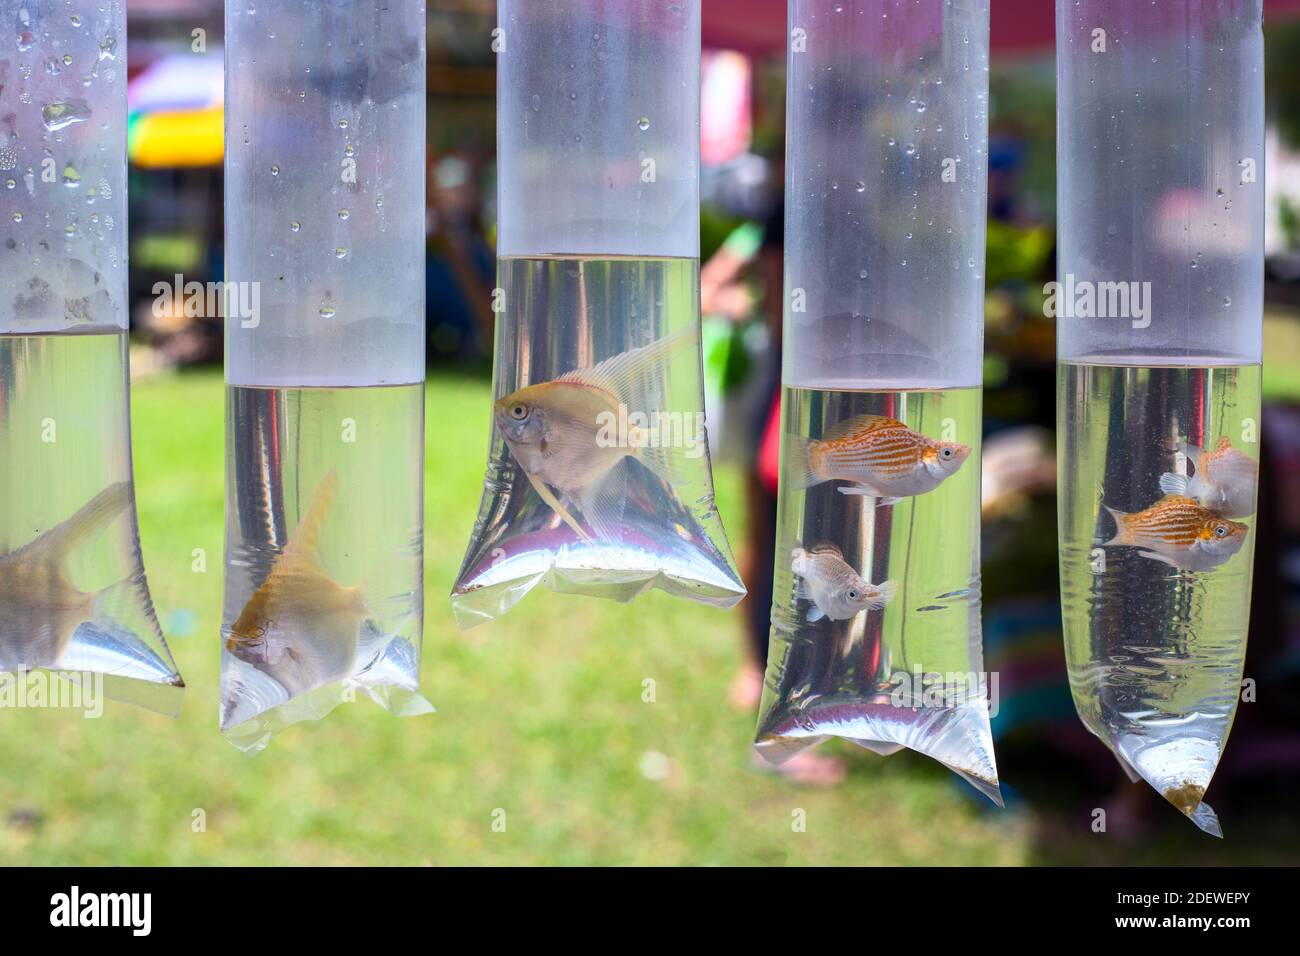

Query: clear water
<box><xmin>755</xmin><ymin>384</ymin><xmax>999</xmax><ymax>803</ymax></box>
<box><xmin>221</xmin><ymin>382</ymin><xmax>430</xmax><ymax>749</ymax></box>
<box><xmin>452</xmin><ymin>255</ymin><xmax>744</xmax><ymax>627</ymax></box>
<box><xmin>1058</xmin><ymin>361</ymin><xmax>1260</xmax><ymax>836</ymax></box>
<box><xmin>0</xmin><ymin>330</ymin><xmax>182</xmax><ymax>713</ymax></box>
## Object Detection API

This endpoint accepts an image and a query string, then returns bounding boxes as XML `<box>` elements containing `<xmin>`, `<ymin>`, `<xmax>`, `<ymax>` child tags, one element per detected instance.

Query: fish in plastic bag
<box><xmin>755</xmin><ymin>390</ymin><xmax>1001</xmax><ymax>805</ymax></box>
<box><xmin>452</xmin><ymin>257</ymin><xmax>745</xmax><ymax>626</ymax></box>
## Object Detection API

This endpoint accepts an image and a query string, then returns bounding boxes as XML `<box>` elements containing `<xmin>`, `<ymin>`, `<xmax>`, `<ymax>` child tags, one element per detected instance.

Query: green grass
<box><xmin>0</xmin><ymin>366</ymin><xmax>1031</xmax><ymax>865</ymax></box>
<box><xmin>0</xmin><ymin>366</ymin><xmax>1288</xmax><ymax>865</ymax></box>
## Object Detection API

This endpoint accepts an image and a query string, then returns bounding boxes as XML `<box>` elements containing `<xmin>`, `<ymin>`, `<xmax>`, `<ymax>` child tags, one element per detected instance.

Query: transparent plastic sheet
<box><xmin>452</xmin><ymin>2</ymin><xmax>744</xmax><ymax>626</ymax></box>
<box><xmin>754</xmin><ymin>0</ymin><xmax>999</xmax><ymax>804</ymax></box>
<box><xmin>0</xmin><ymin>1</ymin><xmax>184</xmax><ymax>715</ymax></box>
<box><xmin>220</xmin><ymin>1</ymin><xmax>431</xmax><ymax>748</ymax></box>
<box><xmin>1055</xmin><ymin>0</ymin><xmax>1264</xmax><ymax>836</ymax></box>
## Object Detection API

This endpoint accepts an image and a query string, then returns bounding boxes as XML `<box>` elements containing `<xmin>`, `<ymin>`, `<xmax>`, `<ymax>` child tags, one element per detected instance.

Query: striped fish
<box><xmin>788</xmin><ymin>414</ymin><xmax>971</xmax><ymax>503</ymax></box>
<box><xmin>1103</xmin><ymin>494</ymin><xmax>1248</xmax><ymax>572</ymax></box>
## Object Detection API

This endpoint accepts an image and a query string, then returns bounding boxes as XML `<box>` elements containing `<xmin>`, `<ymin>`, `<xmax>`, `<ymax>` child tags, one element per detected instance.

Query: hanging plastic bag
<box><xmin>0</xmin><ymin>0</ymin><xmax>184</xmax><ymax>715</ymax></box>
<box><xmin>1056</xmin><ymin>0</ymin><xmax>1263</xmax><ymax>836</ymax></box>
<box><xmin>452</xmin><ymin>0</ymin><xmax>745</xmax><ymax>627</ymax></box>
<box><xmin>219</xmin><ymin>1</ymin><xmax>432</xmax><ymax>749</ymax></box>
<box><xmin>754</xmin><ymin>0</ymin><xmax>1000</xmax><ymax>805</ymax></box>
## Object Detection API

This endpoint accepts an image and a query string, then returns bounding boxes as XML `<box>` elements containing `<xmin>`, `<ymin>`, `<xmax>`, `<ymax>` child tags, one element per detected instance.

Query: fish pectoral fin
<box><xmin>871</xmin><ymin>580</ymin><xmax>898</xmax><ymax>609</ymax></box>
<box><xmin>12</xmin><ymin>482</ymin><xmax>130</xmax><ymax>566</ymax></box>
<box><xmin>575</xmin><ymin>467</ymin><xmax>631</xmax><ymax>544</ymax></box>
<box><xmin>1136</xmin><ymin>549</ymin><xmax>1184</xmax><ymax>569</ymax></box>
<box><xmin>524</xmin><ymin>471</ymin><xmax>591</xmax><ymax>541</ymax></box>
<box><xmin>1158</xmin><ymin>471</ymin><xmax>1191</xmax><ymax>497</ymax></box>
<box><xmin>555</xmin><ymin>329</ymin><xmax>694</xmax><ymax>412</ymax></box>
<box><xmin>805</xmin><ymin>605</ymin><xmax>825</xmax><ymax>622</ymax></box>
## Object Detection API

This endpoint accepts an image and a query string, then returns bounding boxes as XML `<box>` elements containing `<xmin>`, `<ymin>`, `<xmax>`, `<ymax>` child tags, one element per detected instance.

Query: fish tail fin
<box><xmin>19</xmin><ymin>481</ymin><xmax>131</xmax><ymax>564</ymax></box>
<box><xmin>1102</xmin><ymin>504</ymin><xmax>1131</xmax><ymax>546</ymax></box>
<box><xmin>783</xmin><ymin>433</ymin><xmax>822</xmax><ymax>490</ymax></box>
<box><xmin>1158</xmin><ymin>471</ymin><xmax>1191</xmax><ymax>497</ymax></box>
<box><xmin>870</xmin><ymin>580</ymin><xmax>898</xmax><ymax>610</ymax></box>
<box><xmin>286</xmin><ymin>469</ymin><xmax>340</xmax><ymax>558</ymax></box>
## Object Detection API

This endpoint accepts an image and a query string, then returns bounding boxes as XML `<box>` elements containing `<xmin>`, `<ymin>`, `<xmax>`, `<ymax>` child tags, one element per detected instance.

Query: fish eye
<box><xmin>847</xmin><ymin>589</ymin><xmax>858</xmax><ymax>599</ymax></box>
<box><xmin>940</xmin><ymin>446</ymin><xmax>954</xmax><ymax>459</ymax></box>
<box><xmin>509</xmin><ymin>403</ymin><xmax>528</xmax><ymax>421</ymax></box>
<box><xmin>1215</xmin><ymin>524</ymin><xmax>1228</xmax><ymax>537</ymax></box>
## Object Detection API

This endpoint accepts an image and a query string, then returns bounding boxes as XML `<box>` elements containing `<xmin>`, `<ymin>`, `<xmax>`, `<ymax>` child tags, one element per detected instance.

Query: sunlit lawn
<box><xmin>1</xmin><ymin>364</ymin><xmax>1293</xmax><ymax>865</ymax></box>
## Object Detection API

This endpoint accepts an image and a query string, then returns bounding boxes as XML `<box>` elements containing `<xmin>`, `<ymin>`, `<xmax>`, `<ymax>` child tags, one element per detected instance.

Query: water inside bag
<box><xmin>755</xmin><ymin>384</ymin><xmax>1000</xmax><ymax>804</ymax></box>
<box><xmin>220</xmin><ymin>382</ymin><xmax>431</xmax><ymax>749</ymax></box>
<box><xmin>1058</xmin><ymin>360</ymin><xmax>1260</xmax><ymax>836</ymax></box>
<box><xmin>452</xmin><ymin>255</ymin><xmax>744</xmax><ymax>627</ymax></box>
<box><xmin>0</xmin><ymin>330</ymin><xmax>183</xmax><ymax>714</ymax></box>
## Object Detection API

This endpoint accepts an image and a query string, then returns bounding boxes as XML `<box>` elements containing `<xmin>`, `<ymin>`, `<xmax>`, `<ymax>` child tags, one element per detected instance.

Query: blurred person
<box><xmin>702</xmin><ymin>176</ymin><xmax>846</xmax><ymax>788</ymax></box>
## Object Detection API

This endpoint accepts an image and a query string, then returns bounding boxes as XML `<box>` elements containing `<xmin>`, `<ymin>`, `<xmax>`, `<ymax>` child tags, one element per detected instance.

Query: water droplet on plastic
<box><xmin>904</xmin><ymin>143</ymin><xmax>916</xmax><ymax>155</ymax></box>
<box><xmin>16</xmin><ymin>30</ymin><xmax>33</xmax><ymax>51</ymax></box>
<box><xmin>3</xmin><ymin>178</ymin><xmax>14</xmax><ymax>190</ymax></box>
<box><xmin>338</xmin><ymin>208</ymin><xmax>349</xmax><ymax>221</ymax></box>
<box><xmin>70</xmin><ymin>14</ymin><xmax>81</xmax><ymax>27</ymax></box>
<box><xmin>289</xmin><ymin>221</ymin><xmax>301</xmax><ymax>233</ymax></box>
<box><xmin>61</xmin><ymin>164</ymin><xmax>81</xmax><ymax>188</ymax></box>
<box><xmin>333</xmin><ymin>247</ymin><xmax>347</xmax><ymax>259</ymax></box>
<box><xmin>858</xmin><ymin>269</ymin><xmax>868</xmax><ymax>279</ymax></box>
<box><xmin>270</xmin><ymin>164</ymin><xmax>280</xmax><ymax>176</ymax></box>
<box><xmin>61</xmin><ymin>53</ymin><xmax>73</xmax><ymax>66</ymax></box>
<box><xmin>637</xmin><ymin>116</ymin><xmax>650</xmax><ymax>131</ymax></box>
<box><xmin>338</xmin><ymin>118</ymin><xmax>349</xmax><ymax>129</ymax></box>
<box><xmin>530</xmin><ymin>94</ymin><xmax>540</xmax><ymax>111</ymax></box>
<box><xmin>319</xmin><ymin>306</ymin><xmax>336</xmax><ymax>319</ymax></box>
<box><xmin>99</xmin><ymin>33</ymin><xmax>117</xmax><ymax>61</ymax></box>
<box><xmin>854</xmin><ymin>181</ymin><xmax>866</xmax><ymax>192</ymax></box>
<box><xmin>1223</xmin><ymin>297</ymin><xmax>1232</xmax><ymax>307</ymax></box>
<box><xmin>11</xmin><ymin>211</ymin><xmax>22</xmax><ymax>223</ymax></box>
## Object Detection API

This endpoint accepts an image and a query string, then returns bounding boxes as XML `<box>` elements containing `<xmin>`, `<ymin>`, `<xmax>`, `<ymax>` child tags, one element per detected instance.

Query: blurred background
<box><xmin>2</xmin><ymin>0</ymin><xmax>1300</xmax><ymax>865</ymax></box>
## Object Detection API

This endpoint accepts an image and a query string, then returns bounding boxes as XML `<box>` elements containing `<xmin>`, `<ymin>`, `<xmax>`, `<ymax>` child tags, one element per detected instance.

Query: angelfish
<box><xmin>226</xmin><ymin>470</ymin><xmax>367</xmax><ymax>697</ymax></box>
<box><xmin>789</xmin><ymin>414</ymin><xmax>970</xmax><ymax>504</ymax></box>
<box><xmin>1158</xmin><ymin>437</ymin><xmax>1258</xmax><ymax>519</ymax></box>
<box><xmin>791</xmin><ymin>545</ymin><xmax>896</xmax><ymax>622</ymax></box>
<box><xmin>0</xmin><ymin>482</ymin><xmax>130</xmax><ymax>671</ymax></box>
<box><xmin>1103</xmin><ymin>494</ymin><xmax>1248</xmax><ymax>572</ymax></box>
<box><xmin>493</xmin><ymin>329</ymin><xmax>693</xmax><ymax>541</ymax></box>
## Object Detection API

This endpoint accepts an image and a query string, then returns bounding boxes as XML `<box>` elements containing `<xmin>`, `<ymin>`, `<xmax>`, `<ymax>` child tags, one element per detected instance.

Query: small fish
<box><xmin>0</xmin><ymin>482</ymin><xmax>130</xmax><ymax>671</ymax></box>
<box><xmin>1158</xmin><ymin>437</ymin><xmax>1258</xmax><ymax>519</ymax></box>
<box><xmin>226</xmin><ymin>470</ymin><xmax>367</xmax><ymax>697</ymax></box>
<box><xmin>1103</xmin><ymin>494</ymin><xmax>1248</xmax><ymax>572</ymax></box>
<box><xmin>789</xmin><ymin>414</ymin><xmax>970</xmax><ymax>503</ymax></box>
<box><xmin>791</xmin><ymin>545</ymin><xmax>896</xmax><ymax>622</ymax></box>
<box><xmin>494</xmin><ymin>330</ymin><xmax>693</xmax><ymax>540</ymax></box>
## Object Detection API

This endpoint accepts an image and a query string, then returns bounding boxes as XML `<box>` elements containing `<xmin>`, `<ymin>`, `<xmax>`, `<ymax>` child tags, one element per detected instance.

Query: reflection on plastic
<box><xmin>453</xmin><ymin>256</ymin><xmax>744</xmax><ymax>627</ymax></box>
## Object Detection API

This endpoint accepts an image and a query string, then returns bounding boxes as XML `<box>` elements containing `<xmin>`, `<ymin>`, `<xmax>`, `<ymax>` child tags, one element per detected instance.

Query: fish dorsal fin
<box><xmin>555</xmin><ymin>329</ymin><xmax>694</xmax><ymax>406</ymax></box>
<box><xmin>284</xmin><ymin>469</ymin><xmax>340</xmax><ymax>562</ymax></box>
<box><xmin>1155</xmin><ymin>493</ymin><xmax>1198</xmax><ymax>508</ymax></box>
<box><xmin>810</xmin><ymin>541</ymin><xmax>845</xmax><ymax>559</ymax></box>
<box><xmin>820</xmin><ymin>414</ymin><xmax>906</xmax><ymax>443</ymax></box>
<box><xmin>7</xmin><ymin>482</ymin><xmax>130</xmax><ymax>566</ymax></box>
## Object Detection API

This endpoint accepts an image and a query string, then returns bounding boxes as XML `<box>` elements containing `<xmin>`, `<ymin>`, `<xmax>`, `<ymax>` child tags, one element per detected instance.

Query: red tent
<box><xmin>703</xmin><ymin>0</ymin><xmax>1300</xmax><ymax>57</ymax></box>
